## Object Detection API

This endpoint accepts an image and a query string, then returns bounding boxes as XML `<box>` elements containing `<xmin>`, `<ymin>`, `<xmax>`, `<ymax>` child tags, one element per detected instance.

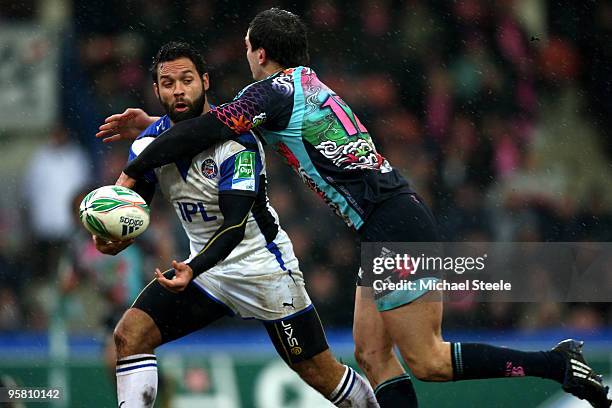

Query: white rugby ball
<box><xmin>79</xmin><ymin>185</ymin><xmax>150</xmax><ymax>240</ymax></box>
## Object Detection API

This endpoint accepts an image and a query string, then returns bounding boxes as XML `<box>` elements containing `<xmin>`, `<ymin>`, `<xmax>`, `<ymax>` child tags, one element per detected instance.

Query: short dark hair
<box><xmin>150</xmin><ymin>41</ymin><xmax>206</xmax><ymax>83</ymax></box>
<box><xmin>248</xmin><ymin>8</ymin><xmax>310</xmax><ymax>67</ymax></box>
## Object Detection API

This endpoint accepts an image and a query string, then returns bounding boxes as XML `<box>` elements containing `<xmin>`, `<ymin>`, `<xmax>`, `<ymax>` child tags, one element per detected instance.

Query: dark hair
<box><xmin>150</xmin><ymin>41</ymin><xmax>206</xmax><ymax>83</ymax></box>
<box><xmin>248</xmin><ymin>8</ymin><xmax>310</xmax><ymax>67</ymax></box>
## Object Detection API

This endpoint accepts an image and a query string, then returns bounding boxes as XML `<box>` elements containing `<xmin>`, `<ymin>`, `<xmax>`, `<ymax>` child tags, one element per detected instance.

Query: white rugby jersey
<box><xmin>128</xmin><ymin>115</ymin><xmax>297</xmax><ymax>272</ymax></box>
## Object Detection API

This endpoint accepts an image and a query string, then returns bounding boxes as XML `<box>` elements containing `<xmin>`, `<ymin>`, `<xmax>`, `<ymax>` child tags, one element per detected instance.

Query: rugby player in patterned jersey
<box><xmin>101</xmin><ymin>10</ymin><xmax>610</xmax><ymax>408</ymax></box>
<box><xmin>95</xmin><ymin>41</ymin><xmax>378</xmax><ymax>408</ymax></box>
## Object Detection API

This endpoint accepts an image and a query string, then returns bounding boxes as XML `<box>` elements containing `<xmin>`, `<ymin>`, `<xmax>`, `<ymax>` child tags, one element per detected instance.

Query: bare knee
<box><xmin>408</xmin><ymin>359</ymin><xmax>443</xmax><ymax>381</ymax></box>
<box><xmin>113</xmin><ymin>309</ymin><xmax>161</xmax><ymax>358</ymax></box>
<box><xmin>403</xmin><ymin>342</ymin><xmax>451</xmax><ymax>381</ymax></box>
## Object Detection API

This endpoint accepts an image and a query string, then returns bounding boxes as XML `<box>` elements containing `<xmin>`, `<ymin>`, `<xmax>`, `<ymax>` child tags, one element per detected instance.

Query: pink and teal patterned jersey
<box><xmin>211</xmin><ymin>66</ymin><xmax>412</xmax><ymax>230</ymax></box>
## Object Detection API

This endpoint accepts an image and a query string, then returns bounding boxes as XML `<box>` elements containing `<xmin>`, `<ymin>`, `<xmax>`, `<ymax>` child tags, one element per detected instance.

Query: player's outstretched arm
<box><xmin>155</xmin><ymin>193</ymin><xmax>254</xmax><ymax>292</ymax></box>
<box><xmin>96</xmin><ymin>108</ymin><xmax>159</xmax><ymax>143</ymax></box>
<box><xmin>123</xmin><ymin>112</ymin><xmax>235</xmax><ymax>181</ymax></box>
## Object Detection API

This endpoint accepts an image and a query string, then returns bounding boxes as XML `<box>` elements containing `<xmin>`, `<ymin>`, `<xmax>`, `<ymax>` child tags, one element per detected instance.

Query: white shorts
<box><xmin>190</xmin><ymin>241</ymin><xmax>311</xmax><ymax>321</ymax></box>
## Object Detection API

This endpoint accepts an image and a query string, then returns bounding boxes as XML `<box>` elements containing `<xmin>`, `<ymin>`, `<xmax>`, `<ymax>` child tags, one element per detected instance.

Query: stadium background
<box><xmin>0</xmin><ymin>0</ymin><xmax>611</xmax><ymax>406</ymax></box>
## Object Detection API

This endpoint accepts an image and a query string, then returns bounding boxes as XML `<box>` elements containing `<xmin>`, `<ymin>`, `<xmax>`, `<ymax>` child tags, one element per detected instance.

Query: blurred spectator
<box><xmin>0</xmin><ymin>287</ymin><xmax>22</xmax><ymax>332</ymax></box>
<box><xmin>22</xmin><ymin>124</ymin><xmax>92</xmax><ymax>279</ymax></box>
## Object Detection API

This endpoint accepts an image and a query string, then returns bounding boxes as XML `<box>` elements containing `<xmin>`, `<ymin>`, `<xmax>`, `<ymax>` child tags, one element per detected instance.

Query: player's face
<box><xmin>245</xmin><ymin>31</ymin><xmax>265</xmax><ymax>80</ymax></box>
<box><xmin>154</xmin><ymin>57</ymin><xmax>209</xmax><ymax>123</ymax></box>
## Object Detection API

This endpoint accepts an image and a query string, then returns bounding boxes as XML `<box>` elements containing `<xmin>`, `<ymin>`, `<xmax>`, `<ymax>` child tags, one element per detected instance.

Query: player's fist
<box><xmin>96</xmin><ymin>108</ymin><xmax>158</xmax><ymax>143</ymax></box>
<box><xmin>93</xmin><ymin>235</ymin><xmax>134</xmax><ymax>255</ymax></box>
<box><xmin>155</xmin><ymin>261</ymin><xmax>193</xmax><ymax>293</ymax></box>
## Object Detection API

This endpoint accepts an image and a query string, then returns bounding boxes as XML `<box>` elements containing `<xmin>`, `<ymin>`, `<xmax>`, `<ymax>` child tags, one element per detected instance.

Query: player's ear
<box><xmin>153</xmin><ymin>83</ymin><xmax>160</xmax><ymax>99</ymax></box>
<box><xmin>201</xmin><ymin>73</ymin><xmax>209</xmax><ymax>92</ymax></box>
<box><xmin>258</xmin><ymin>48</ymin><xmax>266</xmax><ymax>65</ymax></box>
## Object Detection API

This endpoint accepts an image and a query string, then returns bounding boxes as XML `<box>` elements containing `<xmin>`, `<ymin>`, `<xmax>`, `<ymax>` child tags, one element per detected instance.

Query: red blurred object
<box><xmin>539</xmin><ymin>37</ymin><xmax>580</xmax><ymax>82</ymax></box>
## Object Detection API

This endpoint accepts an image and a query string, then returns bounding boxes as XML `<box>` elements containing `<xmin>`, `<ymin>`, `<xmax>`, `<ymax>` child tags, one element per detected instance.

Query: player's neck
<box><xmin>202</xmin><ymin>100</ymin><xmax>211</xmax><ymax>115</ymax></box>
<box><xmin>262</xmin><ymin>63</ymin><xmax>285</xmax><ymax>78</ymax></box>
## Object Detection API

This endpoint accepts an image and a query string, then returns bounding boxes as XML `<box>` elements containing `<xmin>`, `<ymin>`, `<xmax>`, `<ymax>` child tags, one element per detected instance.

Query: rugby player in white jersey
<box><xmin>94</xmin><ymin>41</ymin><xmax>377</xmax><ymax>408</ymax></box>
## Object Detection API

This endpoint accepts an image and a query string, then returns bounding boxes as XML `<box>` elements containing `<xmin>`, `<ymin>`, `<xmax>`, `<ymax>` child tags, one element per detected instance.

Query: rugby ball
<box><xmin>79</xmin><ymin>185</ymin><xmax>150</xmax><ymax>240</ymax></box>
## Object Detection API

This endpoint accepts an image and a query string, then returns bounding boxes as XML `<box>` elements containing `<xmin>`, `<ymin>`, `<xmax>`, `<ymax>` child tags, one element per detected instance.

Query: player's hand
<box><xmin>93</xmin><ymin>235</ymin><xmax>134</xmax><ymax>255</ymax></box>
<box><xmin>155</xmin><ymin>260</ymin><xmax>193</xmax><ymax>293</ymax></box>
<box><xmin>115</xmin><ymin>172</ymin><xmax>137</xmax><ymax>189</ymax></box>
<box><xmin>95</xmin><ymin>108</ymin><xmax>158</xmax><ymax>143</ymax></box>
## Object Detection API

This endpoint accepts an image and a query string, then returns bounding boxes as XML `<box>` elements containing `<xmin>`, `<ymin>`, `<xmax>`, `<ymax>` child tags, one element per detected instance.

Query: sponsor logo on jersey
<box><xmin>177</xmin><ymin>201</ymin><xmax>217</xmax><ymax>223</ymax></box>
<box><xmin>201</xmin><ymin>158</ymin><xmax>218</xmax><ymax>179</ymax></box>
<box><xmin>231</xmin><ymin>151</ymin><xmax>256</xmax><ymax>191</ymax></box>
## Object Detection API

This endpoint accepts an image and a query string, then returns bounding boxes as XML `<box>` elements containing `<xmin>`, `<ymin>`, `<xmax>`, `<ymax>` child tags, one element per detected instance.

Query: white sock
<box><xmin>329</xmin><ymin>365</ymin><xmax>379</xmax><ymax>408</ymax></box>
<box><xmin>116</xmin><ymin>354</ymin><xmax>158</xmax><ymax>408</ymax></box>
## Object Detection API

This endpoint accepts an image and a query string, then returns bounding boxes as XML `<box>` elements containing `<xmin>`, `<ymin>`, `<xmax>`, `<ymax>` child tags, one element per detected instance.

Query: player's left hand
<box><xmin>155</xmin><ymin>260</ymin><xmax>193</xmax><ymax>293</ymax></box>
<box><xmin>115</xmin><ymin>172</ymin><xmax>137</xmax><ymax>190</ymax></box>
<box><xmin>95</xmin><ymin>108</ymin><xmax>156</xmax><ymax>143</ymax></box>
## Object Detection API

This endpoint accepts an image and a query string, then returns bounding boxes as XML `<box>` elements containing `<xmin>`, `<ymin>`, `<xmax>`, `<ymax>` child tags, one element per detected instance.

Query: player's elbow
<box><xmin>226</xmin><ymin>222</ymin><xmax>247</xmax><ymax>244</ymax></box>
<box><xmin>228</xmin><ymin>229</ymin><xmax>246</xmax><ymax>253</ymax></box>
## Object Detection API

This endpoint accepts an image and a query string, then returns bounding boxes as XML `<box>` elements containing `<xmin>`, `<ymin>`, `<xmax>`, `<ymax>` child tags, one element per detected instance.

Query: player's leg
<box><xmin>365</xmin><ymin>194</ymin><xmax>610</xmax><ymax>406</ymax></box>
<box><xmin>353</xmin><ymin>286</ymin><xmax>417</xmax><ymax>408</ymax></box>
<box><xmin>377</xmin><ymin>291</ymin><xmax>451</xmax><ymax>382</ymax></box>
<box><xmin>264</xmin><ymin>305</ymin><xmax>378</xmax><ymax>408</ymax></box>
<box><xmin>114</xmin><ymin>308</ymin><xmax>160</xmax><ymax>408</ymax></box>
<box><xmin>379</xmin><ymin>293</ymin><xmax>611</xmax><ymax>407</ymax></box>
<box><xmin>114</xmin><ymin>269</ymin><xmax>230</xmax><ymax>407</ymax></box>
<box><xmin>354</xmin><ymin>192</ymin><xmax>440</xmax><ymax>407</ymax></box>
<box><xmin>383</xmin><ymin>292</ymin><xmax>561</xmax><ymax>382</ymax></box>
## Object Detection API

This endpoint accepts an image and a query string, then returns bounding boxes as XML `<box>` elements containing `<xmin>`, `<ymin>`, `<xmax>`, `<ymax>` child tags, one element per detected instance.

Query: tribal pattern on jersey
<box><xmin>209</xmin><ymin>67</ymin><xmax>412</xmax><ymax>230</ymax></box>
<box><xmin>300</xmin><ymin>68</ymin><xmax>392</xmax><ymax>172</ymax></box>
<box><xmin>211</xmin><ymin>80</ymin><xmax>277</xmax><ymax>133</ymax></box>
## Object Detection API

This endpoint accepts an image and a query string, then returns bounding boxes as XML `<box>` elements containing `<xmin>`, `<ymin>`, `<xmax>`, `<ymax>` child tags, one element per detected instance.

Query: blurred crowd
<box><xmin>1</xmin><ymin>0</ymin><xmax>612</xmax><ymax>335</ymax></box>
